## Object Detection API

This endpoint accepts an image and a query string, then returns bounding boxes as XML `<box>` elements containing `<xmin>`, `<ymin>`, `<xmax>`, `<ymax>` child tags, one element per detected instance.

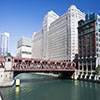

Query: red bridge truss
<box><xmin>0</xmin><ymin>57</ymin><xmax>76</xmax><ymax>72</ymax></box>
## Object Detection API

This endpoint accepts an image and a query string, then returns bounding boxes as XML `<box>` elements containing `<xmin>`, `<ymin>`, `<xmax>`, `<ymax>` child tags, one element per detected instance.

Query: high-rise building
<box><xmin>48</xmin><ymin>5</ymin><xmax>85</xmax><ymax>61</ymax></box>
<box><xmin>43</xmin><ymin>11</ymin><xmax>59</xmax><ymax>59</ymax></box>
<box><xmin>32</xmin><ymin>5</ymin><xmax>85</xmax><ymax>61</ymax></box>
<box><xmin>32</xmin><ymin>30</ymin><xmax>43</xmax><ymax>59</ymax></box>
<box><xmin>78</xmin><ymin>13</ymin><xmax>100</xmax><ymax>77</ymax></box>
<box><xmin>32</xmin><ymin>11</ymin><xmax>59</xmax><ymax>59</ymax></box>
<box><xmin>0</xmin><ymin>32</ymin><xmax>10</xmax><ymax>56</ymax></box>
<box><xmin>17</xmin><ymin>37</ymin><xmax>32</xmax><ymax>58</ymax></box>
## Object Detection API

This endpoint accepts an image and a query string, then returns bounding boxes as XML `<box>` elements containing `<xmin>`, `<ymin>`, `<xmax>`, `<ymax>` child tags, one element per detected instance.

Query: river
<box><xmin>0</xmin><ymin>73</ymin><xmax>100</xmax><ymax>100</ymax></box>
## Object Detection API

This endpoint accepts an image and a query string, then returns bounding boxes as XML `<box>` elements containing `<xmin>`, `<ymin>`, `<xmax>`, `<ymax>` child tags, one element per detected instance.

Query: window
<box><xmin>8</xmin><ymin>59</ymin><xmax>11</xmax><ymax>62</ymax></box>
<box><xmin>87</xmin><ymin>29</ymin><xmax>89</xmax><ymax>33</ymax></box>
<box><xmin>87</xmin><ymin>39</ymin><xmax>89</xmax><ymax>43</ymax></box>
<box><xmin>86</xmin><ymin>25</ymin><xmax>89</xmax><ymax>28</ymax></box>
<box><xmin>97</xmin><ymin>48</ymin><xmax>99</xmax><ymax>52</ymax></box>
<box><xmin>96</xmin><ymin>33</ymin><xmax>98</xmax><ymax>36</ymax></box>
<box><xmin>98</xmin><ymin>18</ymin><xmax>100</xmax><ymax>22</ymax></box>
<box><xmin>87</xmin><ymin>34</ymin><xmax>90</xmax><ymax>38</ymax></box>
<box><xmin>90</xmin><ymin>23</ymin><xmax>94</xmax><ymax>27</ymax></box>
<box><xmin>90</xmin><ymin>27</ymin><xmax>94</xmax><ymax>32</ymax></box>
<box><xmin>22</xmin><ymin>51</ymin><xmax>31</xmax><ymax>55</ymax></box>
<box><xmin>87</xmin><ymin>44</ymin><xmax>90</xmax><ymax>47</ymax></box>
<box><xmin>97</xmin><ymin>43</ymin><xmax>98</xmax><ymax>46</ymax></box>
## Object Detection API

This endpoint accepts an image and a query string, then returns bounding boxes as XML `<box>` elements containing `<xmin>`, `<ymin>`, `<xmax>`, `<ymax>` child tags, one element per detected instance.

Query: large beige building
<box><xmin>32</xmin><ymin>5</ymin><xmax>85</xmax><ymax>61</ymax></box>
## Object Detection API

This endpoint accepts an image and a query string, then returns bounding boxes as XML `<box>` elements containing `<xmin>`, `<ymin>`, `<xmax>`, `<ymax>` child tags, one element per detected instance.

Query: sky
<box><xmin>0</xmin><ymin>0</ymin><xmax>100</xmax><ymax>56</ymax></box>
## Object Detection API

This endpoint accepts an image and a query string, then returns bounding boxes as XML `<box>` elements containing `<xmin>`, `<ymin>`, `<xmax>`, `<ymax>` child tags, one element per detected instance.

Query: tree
<box><xmin>95</xmin><ymin>65</ymin><xmax>100</xmax><ymax>75</ymax></box>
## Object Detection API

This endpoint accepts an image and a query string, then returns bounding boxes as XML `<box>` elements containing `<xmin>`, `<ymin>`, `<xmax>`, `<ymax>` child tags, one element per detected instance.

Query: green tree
<box><xmin>95</xmin><ymin>65</ymin><xmax>100</xmax><ymax>75</ymax></box>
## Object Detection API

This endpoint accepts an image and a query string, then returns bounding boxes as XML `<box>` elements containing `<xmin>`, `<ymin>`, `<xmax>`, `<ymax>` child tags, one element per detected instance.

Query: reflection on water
<box><xmin>74</xmin><ymin>80</ymin><xmax>78</xmax><ymax>86</ymax></box>
<box><xmin>0</xmin><ymin>73</ymin><xmax>100</xmax><ymax>100</ymax></box>
<box><xmin>15</xmin><ymin>87</ymin><xmax>20</xmax><ymax>99</ymax></box>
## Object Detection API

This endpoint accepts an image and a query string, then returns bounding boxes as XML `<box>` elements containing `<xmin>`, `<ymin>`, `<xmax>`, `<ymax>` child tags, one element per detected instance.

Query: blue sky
<box><xmin>0</xmin><ymin>0</ymin><xmax>99</xmax><ymax>56</ymax></box>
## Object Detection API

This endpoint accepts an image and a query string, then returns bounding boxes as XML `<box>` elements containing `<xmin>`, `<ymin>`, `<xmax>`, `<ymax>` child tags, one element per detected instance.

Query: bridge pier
<box><xmin>0</xmin><ymin>53</ymin><xmax>14</xmax><ymax>87</ymax></box>
<box><xmin>74</xmin><ymin>70</ymin><xmax>79</xmax><ymax>80</ymax></box>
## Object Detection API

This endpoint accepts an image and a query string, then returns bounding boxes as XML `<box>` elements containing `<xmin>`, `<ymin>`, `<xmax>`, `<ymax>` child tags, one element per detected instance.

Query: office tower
<box><xmin>32</xmin><ymin>11</ymin><xmax>59</xmax><ymax>59</ymax></box>
<box><xmin>32</xmin><ymin>5</ymin><xmax>85</xmax><ymax>61</ymax></box>
<box><xmin>78</xmin><ymin>13</ymin><xmax>100</xmax><ymax>76</ymax></box>
<box><xmin>32</xmin><ymin>31</ymin><xmax>43</xmax><ymax>59</ymax></box>
<box><xmin>17</xmin><ymin>37</ymin><xmax>32</xmax><ymax>58</ymax></box>
<box><xmin>0</xmin><ymin>32</ymin><xmax>10</xmax><ymax>56</ymax></box>
<box><xmin>48</xmin><ymin>5</ymin><xmax>85</xmax><ymax>61</ymax></box>
<box><xmin>43</xmin><ymin>11</ymin><xmax>59</xmax><ymax>59</ymax></box>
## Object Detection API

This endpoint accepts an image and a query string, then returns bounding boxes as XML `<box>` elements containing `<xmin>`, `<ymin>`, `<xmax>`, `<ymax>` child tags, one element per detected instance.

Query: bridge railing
<box><xmin>13</xmin><ymin>61</ymin><xmax>76</xmax><ymax>70</ymax></box>
<box><xmin>0</xmin><ymin>56</ymin><xmax>76</xmax><ymax>70</ymax></box>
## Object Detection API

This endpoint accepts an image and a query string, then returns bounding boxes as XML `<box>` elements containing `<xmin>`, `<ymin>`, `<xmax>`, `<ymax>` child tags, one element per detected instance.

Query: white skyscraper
<box><xmin>43</xmin><ymin>11</ymin><xmax>59</xmax><ymax>59</ymax></box>
<box><xmin>32</xmin><ymin>5</ymin><xmax>85</xmax><ymax>61</ymax></box>
<box><xmin>48</xmin><ymin>5</ymin><xmax>85</xmax><ymax>61</ymax></box>
<box><xmin>32</xmin><ymin>31</ymin><xmax>43</xmax><ymax>59</ymax></box>
<box><xmin>17</xmin><ymin>37</ymin><xmax>32</xmax><ymax>58</ymax></box>
<box><xmin>66</xmin><ymin>5</ymin><xmax>85</xmax><ymax>61</ymax></box>
<box><xmin>0</xmin><ymin>32</ymin><xmax>10</xmax><ymax>56</ymax></box>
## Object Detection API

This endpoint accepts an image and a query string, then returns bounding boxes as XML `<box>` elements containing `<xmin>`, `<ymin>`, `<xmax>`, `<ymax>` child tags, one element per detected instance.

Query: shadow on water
<box><xmin>20</xmin><ymin>77</ymin><xmax>59</xmax><ymax>83</ymax></box>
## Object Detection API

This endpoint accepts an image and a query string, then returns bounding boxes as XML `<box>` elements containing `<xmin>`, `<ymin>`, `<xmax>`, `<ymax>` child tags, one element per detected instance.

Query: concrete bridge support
<box><xmin>0</xmin><ymin>53</ymin><xmax>14</xmax><ymax>87</ymax></box>
<box><xmin>74</xmin><ymin>70</ymin><xmax>79</xmax><ymax>80</ymax></box>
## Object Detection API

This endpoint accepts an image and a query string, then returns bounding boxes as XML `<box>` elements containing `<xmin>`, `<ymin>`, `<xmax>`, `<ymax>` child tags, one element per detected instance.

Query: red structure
<box><xmin>0</xmin><ymin>56</ymin><xmax>76</xmax><ymax>72</ymax></box>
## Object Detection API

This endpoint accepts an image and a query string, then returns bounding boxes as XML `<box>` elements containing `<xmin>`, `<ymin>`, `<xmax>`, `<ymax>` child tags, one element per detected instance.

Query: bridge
<box><xmin>0</xmin><ymin>53</ymin><xmax>77</xmax><ymax>87</ymax></box>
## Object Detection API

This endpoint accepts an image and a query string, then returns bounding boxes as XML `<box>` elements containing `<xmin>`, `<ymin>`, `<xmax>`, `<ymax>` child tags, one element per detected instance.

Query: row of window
<box><xmin>79</xmin><ymin>49</ymin><xmax>95</xmax><ymax>54</ymax></box>
<box><xmin>0</xmin><ymin>73</ymin><xmax>12</xmax><ymax>79</ymax></box>
<box><xmin>79</xmin><ymin>32</ymin><xmax>95</xmax><ymax>39</ymax></box>
<box><xmin>79</xmin><ymin>43</ymin><xmax>95</xmax><ymax>47</ymax></box>
<box><xmin>22</xmin><ymin>51</ymin><xmax>32</xmax><ymax>55</ymax></box>
<box><xmin>79</xmin><ymin>27</ymin><xmax>94</xmax><ymax>34</ymax></box>
<box><xmin>79</xmin><ymin>23</ymin><xmax>94</xmax><ymax>30</ymax></box>
<box><xmin>79</xmin><ymin>53</ymin><xmax>95</xmax><ymax>58</ymax></box>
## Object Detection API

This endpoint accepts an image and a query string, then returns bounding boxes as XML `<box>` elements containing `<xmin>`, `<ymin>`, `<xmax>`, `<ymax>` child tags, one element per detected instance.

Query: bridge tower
<box><xmin>0</xmin><ymin>53</ymin><xmax>14</xmax><ymax>87</ymax></box>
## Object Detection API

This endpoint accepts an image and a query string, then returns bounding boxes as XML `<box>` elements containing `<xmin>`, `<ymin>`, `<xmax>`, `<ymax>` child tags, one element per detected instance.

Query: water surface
<box><xmin>0</xmin><ymin>73</ymin><xmax>100</xmax><ymax>100</ymax></box>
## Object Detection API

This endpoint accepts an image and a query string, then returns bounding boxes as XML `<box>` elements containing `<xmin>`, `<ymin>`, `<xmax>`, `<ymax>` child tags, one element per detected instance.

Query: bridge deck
<box><xmin>14</xmin><ymin>68</ymin><xmax>75</xmax><ymax>72</ymax></box>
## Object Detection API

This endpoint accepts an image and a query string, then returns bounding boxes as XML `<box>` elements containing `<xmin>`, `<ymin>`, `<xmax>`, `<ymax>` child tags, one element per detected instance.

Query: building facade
<box><xmin>48</xmin><ymin>5</ymin><xmax>85</xmax><ymax>61</ymax></box>
<box><xmin>17</xmin><ymin>37</ymin><xmax>32</xmax><ymax>58</ymax></box>
<box><xmin>32</xmin><ymin>11</ymin><xmax>59</xmax><ymax>59</ymax></box>
<box><xmin>0</xmin><ymin>32</ymin><xmax>10</xmax><ymax>56</ymax></box>
<box><xmin>43</xmin><ymin>11</ymin><xmax>59</xmax><ymax>59</ymax></box>
<box><xmin>32</xmin><ymin>30</ymin><xmax>43</xmax><ymax>59</ymax></box>
<box><xmin>78</xmin><ymin>13</ymin><xmax>100</xmax><ymax>78</ymax></box>
<box><xmin>32</xmin><ymin>5</ymin><xmax>85</xmax><ymax>61</ymax></box>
